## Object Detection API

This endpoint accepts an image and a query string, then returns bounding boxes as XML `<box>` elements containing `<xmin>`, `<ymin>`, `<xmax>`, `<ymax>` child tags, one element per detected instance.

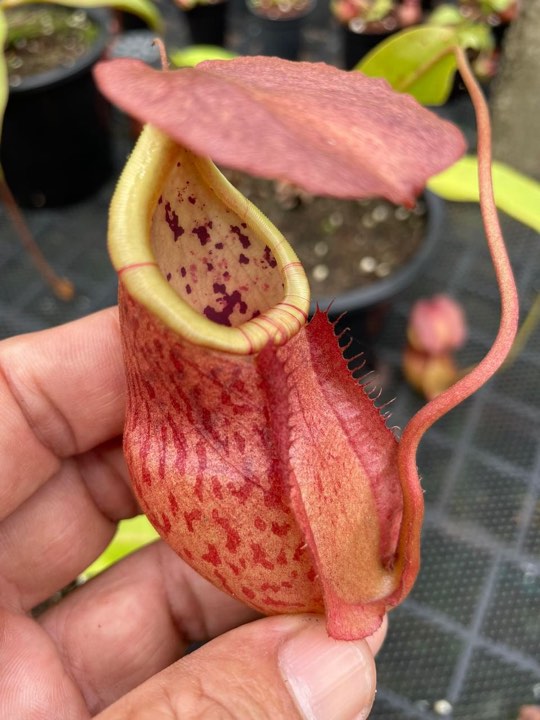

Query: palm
<box><xmin>0</xmin><ymin>308</ymin><xmax>256</xmax><ymax>718</ymax></box>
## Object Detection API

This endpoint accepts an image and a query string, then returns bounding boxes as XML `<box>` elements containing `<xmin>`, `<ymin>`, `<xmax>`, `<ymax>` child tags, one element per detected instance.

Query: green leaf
<box><xmin>1</xmin><ymin>0</ymin><xmax>164</xmax><ymax>32</ymax></box>
<box><xmin>485</xmin><ymin>0</ymin><xmax>513</xmax><ymax>12</ymax></box>
<box><xmin>364</xmin><ymin>0</ymin><xmax>393</xmax><ymax>22</ymax></box>
<box><xmin>0</xmin><ymin>9</ymin><xmax>7</xmax><ymax>140</ymax></box>
<box><xmin>456</xmin><ymin>21</ymin><xmax>494</xmax><ymax>53</ymax></box>
<box><xmin>427</xmin><ymin>4</ymin><xmax>463</xmax><ymax>26</ymax></box>
<box><xmin>81</xmin><ymin>514</ymin><xmax>159</xmax><ymax>579</ymax></box>
<box><xmin>170</xmin><ymin>44</ymin><xmax>236</xmax><ymax>68</ymax></box>
<box><xmin>428</xmin><ymin>156</ymin><xmax>540</xmax><ymax>232</ymax></box>
<box><xmin>356</xmin><ymin>26</ymin><xmax>459</xmax><ymax>106</ymax></box>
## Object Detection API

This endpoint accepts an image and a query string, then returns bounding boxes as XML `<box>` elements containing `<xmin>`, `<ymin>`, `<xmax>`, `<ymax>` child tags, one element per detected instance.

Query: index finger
<box><xmin>0</xmin><ymin>307</ymin><xmax>126</xmax><ymax>520</ymax></box>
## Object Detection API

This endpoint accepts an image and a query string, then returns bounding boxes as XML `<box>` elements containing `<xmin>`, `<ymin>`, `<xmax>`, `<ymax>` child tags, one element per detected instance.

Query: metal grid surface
<box><xmin>1</xmin><ymin>2</ymin><xmax>539</xmax><ymax>718</ymax></box>
<box><xmin>368</xmin><ymin>203</ymin><xmax>540</xmax><ymax>719</ymax></box>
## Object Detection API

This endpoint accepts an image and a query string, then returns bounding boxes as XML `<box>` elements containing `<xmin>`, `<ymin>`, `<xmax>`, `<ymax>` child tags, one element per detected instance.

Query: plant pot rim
<box><xmin>7</xmin><ymin>7</ymin><xmax>111</xmax><ymax>95</ymax></box>
<box><xmin>312</xmin><ymin>190</ymin><xmax>444</xmax><ymax>315</ymax></box>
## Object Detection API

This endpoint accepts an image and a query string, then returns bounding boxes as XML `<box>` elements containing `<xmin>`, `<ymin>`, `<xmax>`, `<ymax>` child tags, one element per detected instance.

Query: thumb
<box><xmin>96</xmin><ymin>614</ymin><xmax>386</xmax><ymax>720</ymax></box>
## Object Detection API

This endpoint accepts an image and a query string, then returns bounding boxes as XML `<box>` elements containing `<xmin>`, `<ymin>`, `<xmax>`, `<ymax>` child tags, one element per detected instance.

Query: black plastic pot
<box><xmin>248</xmin><ymin>0</ymin><xmax>314</xmax><ymax>60</ymax></box>
<box><xmin>342</xmin><ymin>24</ymin><xmax>395</xmax><ymax>70</ymax></box>
<box><xmin>311</xmin><ymin>192</ymin><xmax>444</xmax><ymax>327</ymax></box>
<box><xmin>492</xmin><ymin>18</ymin><xmax>511</xmax><ymax>50</ymax></box>
<box><xmin>1</xmin><ymin>9</ymin><xmax>113</xmax><ymax>208</ymax></box>
<box><xmin>183</xmin><ymin>2</ymin><xmax>228</xmax><ymax>46</ymax></box>
<box><xmin>256</xmin><ymin>14</ymin><xmax>305</xmax><ymax>60</ymax></box>
<box><xmin>108</xmin><ymin>30</ymin><xmax>162</xmax><ymax>68</ymax></box>
<box><xmin>114</xmin><ymin>7</ymin><xmax>150</xmax><ymax>31</ymax></box>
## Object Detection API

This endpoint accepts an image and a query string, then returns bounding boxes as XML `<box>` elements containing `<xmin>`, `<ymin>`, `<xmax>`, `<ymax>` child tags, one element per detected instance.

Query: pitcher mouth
<box><xmin>108</xmin><ymin>124</ymin><xmax>311</xmax><ymax>355</ymax></box>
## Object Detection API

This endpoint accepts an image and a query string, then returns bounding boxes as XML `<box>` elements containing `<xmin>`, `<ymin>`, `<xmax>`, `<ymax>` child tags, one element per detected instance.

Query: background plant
<box><xmin>331</xmin><ymin>0</ymin><xmax>421</xmax><ymax>29</ymax></box>
<box><xmin>0</xmin><ymin>0</ymin><xmax>162</xmax><ymax>298</ymax></box>
<box><xmin>357</xmin><ymin>13</ymin><xmax>540</xmax><ymax>228</ymax></box>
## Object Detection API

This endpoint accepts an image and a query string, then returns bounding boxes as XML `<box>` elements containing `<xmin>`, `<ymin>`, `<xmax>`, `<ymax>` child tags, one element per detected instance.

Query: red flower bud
<box><xmin>407</xmin><ymin>294</ymin><xmax>467</xmax><ymax>355</ymax></box>
<box><xmin>402</xmin><ymin>346</ymin><xmax>460</xmax><ymax>400</ymax></box>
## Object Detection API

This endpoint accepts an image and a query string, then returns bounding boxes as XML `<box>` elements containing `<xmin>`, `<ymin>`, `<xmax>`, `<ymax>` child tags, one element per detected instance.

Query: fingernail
<box><xmin>278</xmin><ymin>622</ymin><xmax>376</xmax><ymax>720</ymax></box>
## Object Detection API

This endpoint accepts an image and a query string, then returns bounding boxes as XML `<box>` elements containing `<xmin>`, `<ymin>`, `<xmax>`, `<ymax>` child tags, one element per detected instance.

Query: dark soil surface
<box><xmin>225</xmin><ymin>170</ymin><xmax>428</xmax><ymax>300</ymax></box>
<box><xmin>5</xmin><ymin>6</ymin><xmax>98</xmax><ymax>86</ymax></box>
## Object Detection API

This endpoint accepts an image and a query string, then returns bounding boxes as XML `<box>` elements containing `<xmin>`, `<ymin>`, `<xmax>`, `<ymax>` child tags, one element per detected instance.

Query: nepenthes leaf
<box><xmin>96</xmin><ymin>58</ymin><xmax>470</xmax><ymax>639</ymax></box>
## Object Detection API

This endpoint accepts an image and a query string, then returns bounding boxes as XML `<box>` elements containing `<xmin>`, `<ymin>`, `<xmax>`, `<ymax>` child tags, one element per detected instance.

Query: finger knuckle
<box><xmin>170</xmin><ymin>673</ymin><xmax>281</xmax><ymax>720</ymax></box>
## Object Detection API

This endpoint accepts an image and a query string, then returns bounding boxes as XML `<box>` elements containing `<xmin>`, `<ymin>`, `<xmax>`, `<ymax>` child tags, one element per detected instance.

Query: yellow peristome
<box><xmin>109</xmin><ymin>125</ymin><xmax>310</xmax><ymax>354</ymax></box>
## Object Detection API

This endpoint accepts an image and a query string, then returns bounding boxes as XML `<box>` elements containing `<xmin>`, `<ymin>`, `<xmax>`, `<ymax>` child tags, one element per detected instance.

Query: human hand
<box><xmin>518</xmin><ymin>707</ymin><xmax>540</xmax><ymax>720</ymax></box>
<box><xmin>0</xmin><ymin>307</ymin><xmax>386</xmax><ymax>719</ymax></box>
